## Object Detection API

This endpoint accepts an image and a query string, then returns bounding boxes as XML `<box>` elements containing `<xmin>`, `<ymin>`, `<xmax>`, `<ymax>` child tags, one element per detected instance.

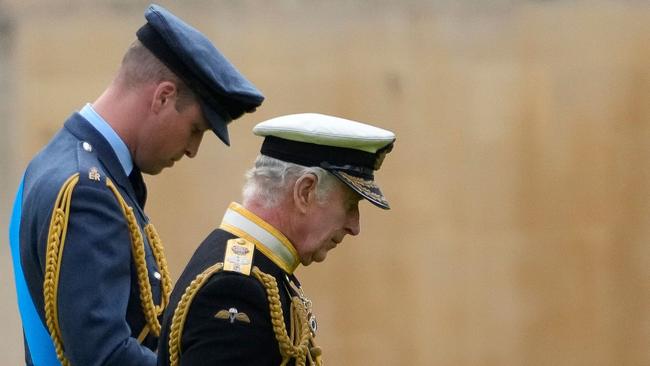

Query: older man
<box><xmin>157</xmin><ymin>113</ymin><xmax>395</xmax><ymax>366</ymax></box>
<box><xmin>10</xmin><ymin>4</ymin><xmax>263</xmax><ymax>366</ymax></box>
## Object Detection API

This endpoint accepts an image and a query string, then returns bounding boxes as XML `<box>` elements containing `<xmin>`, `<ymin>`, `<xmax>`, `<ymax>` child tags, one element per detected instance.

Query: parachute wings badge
<box><xmin>215</xmin><ymin>307</ymin><xmax>250</xmax><ymax>324</ymax></box>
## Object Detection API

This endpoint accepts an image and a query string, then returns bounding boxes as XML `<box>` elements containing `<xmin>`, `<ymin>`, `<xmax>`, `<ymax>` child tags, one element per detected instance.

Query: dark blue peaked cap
<box><xmin>136</xmin><ymin>4</ymin><xmax>264</xmax><ymax>146</ymax></box>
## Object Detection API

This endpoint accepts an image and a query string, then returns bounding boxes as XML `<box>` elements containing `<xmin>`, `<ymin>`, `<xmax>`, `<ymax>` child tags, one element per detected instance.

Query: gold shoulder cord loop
<box><xmin>105</xmin><ymin>178</ymin><xmax>171</xmax><ymax>337</ymax></box>
<box><xmin>43</xmin><ymin>175</ymin><xmax>172</xmax><ymax>365</ymax></box>
<box><xmin>167</xmin><ymin>264</ymin><xmax>322</xmax><ymax>366</ymax></box>
<box><xmin>43</xmin><ymin>174</ymin><xmax>79</xmax><ymax>366</ymax></box>
<box><xmin>251</xmin><ymin>267</ymin><xmax>322</xmax><ymax>366</ymax></box>
<box><xmin>168</xmin><ymin>263</ymin><xmax>224</xmax><ymax>366</ymax></box>
<box><xmin>43</xmin><ymin>174</ymin><xmax>172</xmax><ymax>366</ymax></box>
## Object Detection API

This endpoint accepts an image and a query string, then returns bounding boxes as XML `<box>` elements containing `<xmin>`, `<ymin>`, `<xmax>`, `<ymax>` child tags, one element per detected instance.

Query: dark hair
<box><xmin>118</xmin><ymin>40</ymin><xmax>196</xmax><ymax>111</ymax></box>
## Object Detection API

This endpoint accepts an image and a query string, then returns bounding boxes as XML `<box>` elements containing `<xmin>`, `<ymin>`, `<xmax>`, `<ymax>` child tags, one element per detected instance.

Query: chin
<box><xmin>142</xmin><ymin>165</ymin><xmax>165</xmax><ymax>175</ymax></box>
<box><xmin>311</xmin><ymin>252</ymin><xmax>329</xmax><ymax>264</ymax></box>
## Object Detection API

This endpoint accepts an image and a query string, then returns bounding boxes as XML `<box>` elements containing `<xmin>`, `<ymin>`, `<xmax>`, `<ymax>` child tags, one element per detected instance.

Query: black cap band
<box><xmin>260</xmin><ymin>136</ymin><xmax>378</xmax><ymax>178</ymax></box>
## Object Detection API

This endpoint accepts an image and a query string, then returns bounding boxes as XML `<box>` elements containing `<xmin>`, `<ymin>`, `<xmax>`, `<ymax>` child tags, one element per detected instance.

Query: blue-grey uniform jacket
<box><xmin>19</xmin><ymin>113</ymin><xmax>162</xmax><ymax>365</ymax></box>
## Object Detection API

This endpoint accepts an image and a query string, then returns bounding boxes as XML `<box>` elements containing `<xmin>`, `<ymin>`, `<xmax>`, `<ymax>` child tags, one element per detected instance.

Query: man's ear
<box><xmin>293</xmin><ymin>173</ymin><xmax>318</xmax><ymax>214</ymax></box>
<box><xmin>151</xmin><ymin>81</ymin><xmax>178</xmax><ymax>114</ymax></box>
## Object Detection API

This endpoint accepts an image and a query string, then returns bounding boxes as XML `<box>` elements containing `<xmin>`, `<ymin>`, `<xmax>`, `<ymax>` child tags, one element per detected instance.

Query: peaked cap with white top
<box><xmin>253</xmin><ymin>113</ymin><xmax>395</xmax><ymax>209</ymax></box>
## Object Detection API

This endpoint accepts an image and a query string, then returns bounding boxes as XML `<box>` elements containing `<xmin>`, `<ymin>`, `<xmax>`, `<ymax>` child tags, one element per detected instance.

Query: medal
<box><xmin>285</xmin><ymin>274</ymin><xmax>318</xmax><ymax>335</ymax></box>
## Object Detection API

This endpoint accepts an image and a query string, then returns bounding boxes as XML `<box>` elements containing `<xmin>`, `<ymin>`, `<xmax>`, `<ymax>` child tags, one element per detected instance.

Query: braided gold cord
<box><xmin>291</xmin><ymin>298</ymin><xmax>323</xmax><ymax>366</ymax></box>
<box><xmin>42</xmin><ymin>175</ymin><xmax>172</xmax><ymax>365</ymax></box>
<box><xmin>251</xmin><ymin>267</ymin><xmax>313</xmax><ymax>366</ymax></box>
<box><xmin>168</xmin><ymin>262</ymin><xmax>224</xmax><ymax>366</ymax></box>
<box><xmin>106</xmin><ymin>178</ymin><xmax>170</xmax><ymax>337</ymax></box>
<box><xmin>128</xmin><ymin>206</ymin><xmax>161</xmax><ymax>334</ymax></box>
<box><xmin>292</xmin><ymin>298</ymin><xmax>313</xmax><ymax>366</ymax></box>
<box><xmin>167</xmin><ymin>264</ymin><xmax>320</xmax><ymax>366</ymax></box>
<box><xmin>43</xmin><ymin>173</ymin><xmax>79</xmax><ymax>366</ymax></box>
<box><xmin>145</xmin><ymin>224</ymin><xmax>172</xmax><ymax>314</ymax></box>
<box><xmin>44</xmin><ymin>208</ymin><xmax>68</xmax><ymax>365</ymax></box>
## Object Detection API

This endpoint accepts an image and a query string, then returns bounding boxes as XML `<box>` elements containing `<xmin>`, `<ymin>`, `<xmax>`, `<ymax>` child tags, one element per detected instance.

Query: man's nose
<box><xmin>346</xmin><ymin>210</ymin><xmax>360</xmax><ymax>236</ymax></box>
<box><xmin>185</xmin><ymin>133</ymin><xmax>204</xmax><ymax>158</ymax></box>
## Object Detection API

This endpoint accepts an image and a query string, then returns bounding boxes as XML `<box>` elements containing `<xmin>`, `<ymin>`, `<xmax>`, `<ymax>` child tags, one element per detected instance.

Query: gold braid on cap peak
<box><xmin>167</xmin><ymin>264</ymin><xmax>323</xmax><ymax>366</ymax></box>
<box><xmin>43</xmin><ymin>176</ymin><xmax>171</xmax><ymax>365</ymax></box>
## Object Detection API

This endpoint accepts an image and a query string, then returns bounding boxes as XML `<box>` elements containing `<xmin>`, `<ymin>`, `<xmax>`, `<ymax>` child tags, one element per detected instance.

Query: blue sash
<box><xmin>9</xmin><ymin>176</ymin><xmax>61</xmax><ymax>366</ymax></box>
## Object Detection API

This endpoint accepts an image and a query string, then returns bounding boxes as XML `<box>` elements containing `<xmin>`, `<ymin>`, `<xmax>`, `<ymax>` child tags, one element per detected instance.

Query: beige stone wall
<box><xmin>1</xmin><ymin>1</ymin><xmax>649</xmax><ymax>365</ymax></box>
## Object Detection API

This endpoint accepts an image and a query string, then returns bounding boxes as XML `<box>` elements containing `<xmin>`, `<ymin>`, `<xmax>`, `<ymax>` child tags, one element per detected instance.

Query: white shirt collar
<box><xmin>79</xmin><ymin>103</ymin><xmax>133</xmax><ymax>176</ymax></box>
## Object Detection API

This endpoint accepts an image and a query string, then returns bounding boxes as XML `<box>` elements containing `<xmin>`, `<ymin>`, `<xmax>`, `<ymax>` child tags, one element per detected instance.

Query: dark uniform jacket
<box><xmin>158</xmin><ymin>203</ymin><xmax>320</xmax><ymax>366</ymax></box>
<box><xmin>19</xmin><ymin>113</ymin><xmax>163</xmax><ymax>365</ymax></box>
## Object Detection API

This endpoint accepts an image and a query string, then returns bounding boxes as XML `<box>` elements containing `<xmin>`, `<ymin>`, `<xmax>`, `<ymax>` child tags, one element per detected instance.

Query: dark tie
<box><xmin>128</xmin><ymin>167</ymin><xmax>148</xmax><ymax>208</ymax></box>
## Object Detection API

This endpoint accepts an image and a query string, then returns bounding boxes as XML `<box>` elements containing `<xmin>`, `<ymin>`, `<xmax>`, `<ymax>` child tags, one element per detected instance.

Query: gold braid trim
<box><xmin>145</xmin><ymin>224</ymin><xmax>172</xmax><ymax>313</ymax></box>
<box><xmin>251</xmin><ymin>268</ymin><xmax>313</xmax><ymax>366</ymax></box>
<box><xmin>168</xmin><ymin>263</ymin><xmax>224</xmax><ymax>366</ymax></box>
<box><xmin>288</xmin><ymin>298</ymin><xmax>323</xmax><ymax>366</ymax></box>
<box><xmin>167</xmin><ymin>264</ymin><xmax>322</xmax><ymax>366</ymax></box>
<box><xmin>105</xmin><ymin>178</ymin><xmax>171</xmax><ymax>337</ymax></box>
<box><xmin>43</xmin><ymin>175</ymin><xmax>172</xmax><ymax>365</ymax></box>
<box><xmin>43</xmin><ymin>174</ymin><xmax>79</xmax><ymax>366</ymax></box>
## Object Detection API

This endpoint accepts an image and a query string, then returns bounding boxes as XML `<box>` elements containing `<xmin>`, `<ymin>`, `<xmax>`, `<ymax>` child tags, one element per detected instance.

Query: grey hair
<box><xmin>242</xmin><ymin>155</ymin><xmax>338</xmax><ymax>208</ymax></box>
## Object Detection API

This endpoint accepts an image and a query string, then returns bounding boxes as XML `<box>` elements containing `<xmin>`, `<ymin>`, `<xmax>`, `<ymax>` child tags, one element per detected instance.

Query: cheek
<box><xmin>161</xmin><ymin>129</ymin><xmax>190</xmax><ymax>157</ymax></box>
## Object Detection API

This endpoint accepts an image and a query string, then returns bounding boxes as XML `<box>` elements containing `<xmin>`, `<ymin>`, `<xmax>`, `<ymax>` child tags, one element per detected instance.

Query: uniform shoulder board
<box><xmin>223</xmin><ymin>238</ymin><xmax>255</xmax><ymax>276</ymax></box>
<box><xmin>76</xmin><ymin>141</ymin><xmax>105</xmax><ymax>184</ymax></box>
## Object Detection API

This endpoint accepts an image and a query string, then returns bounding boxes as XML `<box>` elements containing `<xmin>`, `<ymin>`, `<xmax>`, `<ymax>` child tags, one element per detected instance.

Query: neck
<box><xmin>243</xmin><ymin>198</ymin><xmax>302</xmax><ymax>248</ymax></box>
<box><xmin>92</xmin><ymin>82</ymin><xmax>153</xmax><ymax>158</ymax></box>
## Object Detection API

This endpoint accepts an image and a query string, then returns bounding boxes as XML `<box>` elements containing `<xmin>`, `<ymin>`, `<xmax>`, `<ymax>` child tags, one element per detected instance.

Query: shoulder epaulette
<box><xmin>76</xmin><ymin>140</ymin><xmax>106</xmax><ymax>185</ymax></box>
<box><xmin>223</xmin><ymin>238</ymin><xmax>255</xmax><ymax>276</ymax></box>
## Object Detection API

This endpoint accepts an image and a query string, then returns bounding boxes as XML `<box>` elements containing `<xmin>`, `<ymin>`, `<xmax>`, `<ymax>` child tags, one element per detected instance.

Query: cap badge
<box><xmin>231</xmin><ymin>245</ymin><xmax>250</xmax><ymax>256</ymax></box>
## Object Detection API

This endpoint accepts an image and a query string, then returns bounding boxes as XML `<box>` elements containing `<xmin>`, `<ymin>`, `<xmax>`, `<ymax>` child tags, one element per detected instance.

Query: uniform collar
<box><xmin>219</xmin><ymin>202</ymin><xmax>300</xmax><ymax>274</ymax></box>
<box><xmin>64</xmin><ymin>113</ymin><xmax>147</xmax><ymax>210</ymax></box>
<box><xmin>79</xmin><ymin>103</ymin><xmax>134</xmax><ymax>176</ymax></box>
